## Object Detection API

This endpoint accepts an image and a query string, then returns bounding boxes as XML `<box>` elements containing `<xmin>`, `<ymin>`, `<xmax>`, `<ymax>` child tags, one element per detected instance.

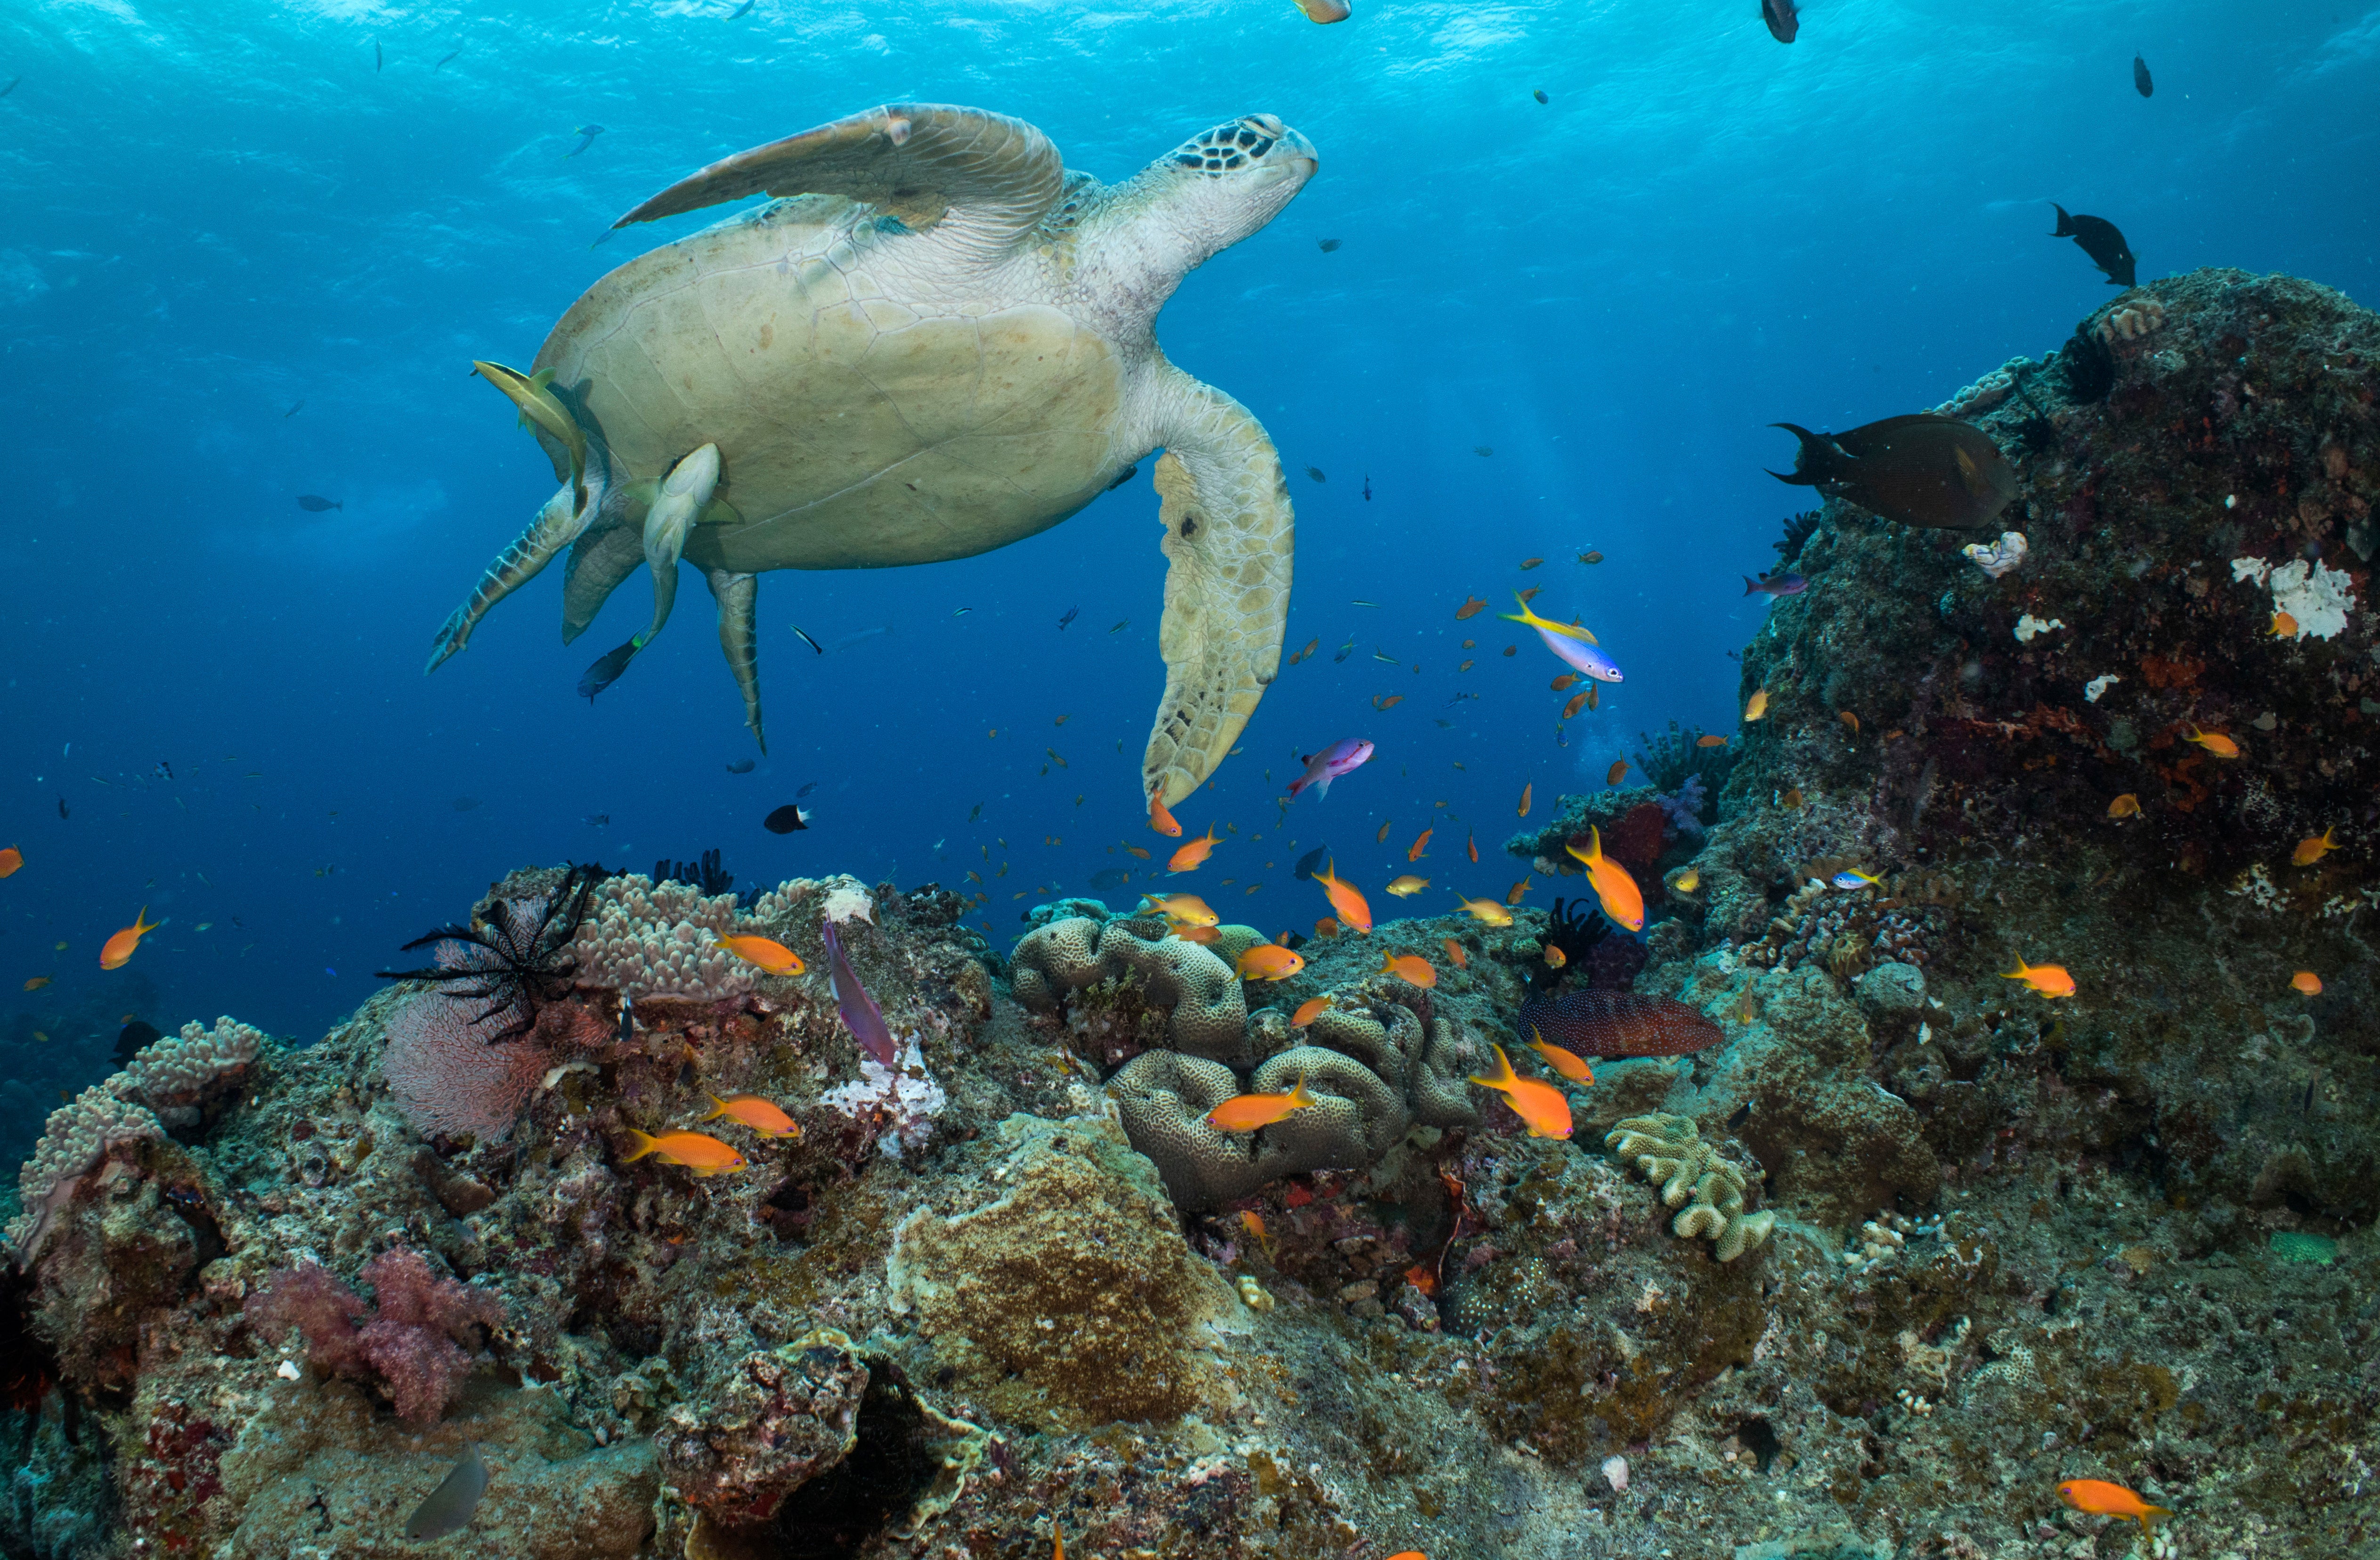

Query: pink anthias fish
<box><xmin>1743</xmin><ymin>572</ymin><xmax>1807</xmax><ymax>598</ymax></box>
<box><xmin>820</xmin><ymin>921</ymin><xmax>898</xmax><ymax>1067</ymax></box>
<box><xmin>1286</xmin><ymin>738</ymin><xmax>1375</xmax><ymax>802</ymax></box>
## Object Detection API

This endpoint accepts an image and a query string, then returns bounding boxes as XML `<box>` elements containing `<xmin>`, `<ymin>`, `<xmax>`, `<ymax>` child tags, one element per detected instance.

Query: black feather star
<box><xmin>376</xmin><ymin>865</ymin><xmax>606</xmax><ymax>1045</ymax></box>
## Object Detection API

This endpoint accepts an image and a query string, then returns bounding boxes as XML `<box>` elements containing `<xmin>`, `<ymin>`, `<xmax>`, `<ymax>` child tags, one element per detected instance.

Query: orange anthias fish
<box><xmin>2183</xmin><ymin>723</ymin><xmax>2240</xmax><ymax>758</ymax></box>
<box><xmin>2001</xmin><ymin>958</ymin><xmax>2077</xmax><ymax>998</ymax></box>
<box><xmin>1316</xmin><ymin>861</ymin><xmax>1373</xmax><ymax>933</ymax></box>
<box><xmin>1542</xmin><ymin>944</ymin><xmax>1568</xmax><ymax>968</ymax></box>
<box><xmin>1207</xmin><ymin>1073</ymin><xmax>1318</xmax><ymax>1132</ymax></box>
<box><xmin>1563</xmin><ymin>691</ymin><xmax>1591</xmax><ymax>720</ymax></box>
<box><xmin>700</xmin><ymin>1093</ymin><xmax>801</xmax><ymax>1138</ymax></box>
<box><xmin>1565</xmin><ymin>825</ymin><xmax>1645</xmax><ymax>932</ymax></box>
<box><xmin>1170</xmin><ymin>823</ymin><xmax>1223</xmax><ymax>872</ymax></box>
<box><xmin>1745</xmin><ymin>689</ymin><xmax>1770</xmax><ymax>722</ymax></box>
<box><xmin>1149</xmin><ymin>794</ymin><xmax>1184</xmax><ymax>837</ymax></box>
<box><xmin>1386</xmin><ymin>875</ymin><xmax>1429</xmax><ymax>897</ymax></box>
<box><xmin>1375</xmin><ymin>820</ymin><xmax>1393</xmax><ymax>844</ymax></box>
<box><xmin>1141</xmin><ymin>892</ymin><xmax>1220</xmax><ymax>928</ymax></box>
<box><xmin>1235</xmin><ymin>944</ymin><xmax>1306</xmax><ymax>982</ymax></box>
<box><xmin>1455</xmin><ymin>595</ymin><xmax>1487</xmax><ymax>619</ymax></box>
<box><xmin>1505</xmin><ymin>876</ymin><xmax>1532</xmax><ymax>906</ymax></box>
<box><xmin>99</xmin><ymin>908</ymin><xmax>161</xmax><ymax>971</ymax></box>
<box><xmin>1407</xmin><ymin>828</ymin><xmax>1432</xmax><ymax>861</ymax></box>
<box><xmin>1838</xmin><ymin>710</ymin><xmax>1860</xmax><ymax>734</ymax></box>
<box><xmin>2107</xmin><ymin>794</ymin><xmax>2140</xmax><ymax>819</ymax></box>
<box><xmin>1527</xmin><ymin>1031</ymin><xmax>1594</xmax><ymax>1083</ymax></box>
<box><xmin>1468</xmin><ymin>1043</ymin><xmax>1573</xmax><ymax>1138</ymax></box>
<box><xmin>1378</xmin><ymin>951</ymin><xmax>1437</xmax><ymax>988</ymax></box>
<box><xmin>1440</xmin><ymin>940</ymin><xmax>1467</xmax><ymax>970</ymax></box>
<box><xmin>1178</xmin><ymin>925</ymin><xmax>1223</xmax><ymax>944</ymax></box>
<box><xmin>2056</xmin><ymin>1479</ymin><xmax>2169</xmax><ymax>1530</ymax></box>
<box><xmin>1550</xmin><ymin>673</ymin><xmax>1578</xmax><ymax>692</ymax></box>
<box><xmin>0</xmin><ymin>846</ymin><xmax>21</xmax><ymax>877</ymax></box>
<box><xmin>2293</xmin><ymin>826</ymin><xmax>2339</xmax><ymax>865</ymax></box>
<box><xmin>23</xmin><ymin>976</ymin><xmax>50</xmax><ymax>991</ymax></box>
<box><xmin>2292</xmin><ymin>970</ymin><xmax>2323</xmax><ymax>995</ymax></box>
<box><xmin>1125</xmin><ymin>845</ymin><xmax>1152</xmax><ymax>859</ymax></box>
<box><xmin>1467</xmin><ymin>832</ymin><xmax>1479</xmax><ymax>863</ymax></box>
<box><xmin>1455</xmin><ymin>895</ymin><xmax>1513</xmax><ymax>926</ymax></box>
<box><xmin>1607</xmin><ymin>759</ymin><xmax>1629</xmax><ymax>786</ymax></box>
<box><xmin>1291</xmin><ymin>994</ymin><xmax>1335</xmax><ymax>1026</ymax></box>
<box><xmin>714</xmin><ymin>934</ymin><xmax>804</xmax><ymax>975</ymax></box>
<box><xmin>1313</xmin><ymin>917</ymin><xmax>1340</xmax><ymax>939</ymax></box>
<box><xmin>1517</xmin><ymin>782</ymin><xmax>1533</xmax><ymax>817</ymax></box>
<box><xmin>620</xmin><ymin>1129</ymin><xmax>748</xmax><ymax>1176</ymax></box>
<box><xmin>2270</xmin><ymin>610</ymin><xmax>2299</xmax><ymax>637</ymax></box>
<box><xmin>1696</xmin><ymin>734</ymin><xmax>1728</xmax><ymax>748</ymax></box>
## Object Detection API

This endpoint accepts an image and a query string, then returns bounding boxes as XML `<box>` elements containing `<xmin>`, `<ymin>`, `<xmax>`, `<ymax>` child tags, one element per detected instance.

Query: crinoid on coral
<box><xmin>1533</xmin><ymin>897</ymin><xmax>1645</xmax><ymax>992</ymax></box>
<box><xmin>376</xmin><ymin>863</ymin><xmax>605</xmax><ymax>1045</ymax></box>
<box><xmin>1773</xmin><ymin>507</ymin><xmax>1824</xmax><ymax>567</ymax></box>
<box><xmin>1604</xmin><ymin>1113</ymin><xmax>1775</xmax><ymax>1261</ymax></box>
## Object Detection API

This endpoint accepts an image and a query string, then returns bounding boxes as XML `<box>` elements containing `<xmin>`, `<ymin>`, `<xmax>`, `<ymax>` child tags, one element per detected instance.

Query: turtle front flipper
<box><xmin>577</xmin><ymin>444</ymin><xmax>722</xmax><ymax>701</ymax></box>
<box><xmin>706</xmin><ymin>567</ymin><xmax>765</xmax><ymax>753</ymax></box>
<box><xmin>1139</xmin><ymin>375</ymin><xmax>1294</xmax><ymax>809</ymax></box>
<box><xmin>611</xmin><ymin>104</ymin><xmax>1065</xmax><ymax>259</ymax></box>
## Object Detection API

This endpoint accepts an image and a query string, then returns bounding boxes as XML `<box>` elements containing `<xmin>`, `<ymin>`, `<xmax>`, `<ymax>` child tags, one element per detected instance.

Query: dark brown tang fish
<box><xmin>1767</xmin><ymin>414</ymin><xmax>2019</xmax><ymax>529</ymax></box>
<box><xmin>1517</xmin><ymin>991</ymin><xmax>1723</xmax><ymax>1058</ymax></box>
<box><xmin>1761</xmin><ymin>0</ymin><xmax>1797</xmax><ymax>41</ymax></box>
<box><xmin>2051</xmin><ymin>204</ymin><xmax>2136</xmax><ymax>286</ymax></box>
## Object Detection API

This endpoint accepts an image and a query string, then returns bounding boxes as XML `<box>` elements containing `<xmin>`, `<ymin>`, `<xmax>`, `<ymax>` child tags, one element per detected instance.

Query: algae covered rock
<box><xmin>886</xmin><ymin>1111</ymin><xmax>1240</xmax><ymax>1426</ymax></box>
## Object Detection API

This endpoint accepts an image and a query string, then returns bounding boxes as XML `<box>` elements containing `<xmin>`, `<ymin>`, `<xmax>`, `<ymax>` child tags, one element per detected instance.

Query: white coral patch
<box><xmin>820</xmin><ymin>1035</ymin><xmax>945</xmax><ymax>1159</ymax></box>
<box><xmin>2014</xmin><ymin>614</ymin><xmax>2065</xmax><ymax>642</ymax></box>
<box><xmin>2232</xmin><ymin>556</ymin><xmax>2273</xmax><ymax>586</ymax></box>
<box><xmin>2085</xmin><ymin>674</ymin><xmax>2120</xmax><ymax>703</ymax></box>
<box><xmin>2268</xmin><ymin>559</ymin><xmax>2356</xmax><ymax>640</ymax></box>
<box><xmin>1961</xmin><ymin>531</ymin><xmax>2028</xmax><ymax>578</ymax></box>
<box><xmin>821</xmin><ymin>883</ymin><xmax>876</xmax><ymax>925</ymax></box>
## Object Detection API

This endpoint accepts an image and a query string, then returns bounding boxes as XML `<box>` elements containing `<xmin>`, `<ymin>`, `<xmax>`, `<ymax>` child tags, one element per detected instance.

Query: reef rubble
<box><xmin>5</xmin><ymin>268</ymin><xmax>2380</xmax><ymax>1559</ymax></box>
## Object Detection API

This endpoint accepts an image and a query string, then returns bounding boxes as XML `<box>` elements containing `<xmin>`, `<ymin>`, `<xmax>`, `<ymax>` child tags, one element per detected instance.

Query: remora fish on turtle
<box><xmin>1767</xmin><ymin>414</ymin><xmax>2019</xmax><ymax>530</ymax></box>
<box><xmin>427</xmin><ymin>102</ymin><xmax>1317</xmax><ymax>809</ymax></box>
<box><xmin>2049</xmin><ymin>203</ymin><xmax>2136</xmax><ymax>286</ymax></box>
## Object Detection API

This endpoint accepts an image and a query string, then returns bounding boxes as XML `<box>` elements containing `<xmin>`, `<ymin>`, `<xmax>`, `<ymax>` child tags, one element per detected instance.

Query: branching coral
<box><xmin>1604</xmin><ymin>1113</ymin><xmax>1775</xmax><ymax>1262</ymax></box>
<box><xmin>243</xmin><ymin>1247</ymin><xmax>505</xmax><ymax>1424</ymax></box>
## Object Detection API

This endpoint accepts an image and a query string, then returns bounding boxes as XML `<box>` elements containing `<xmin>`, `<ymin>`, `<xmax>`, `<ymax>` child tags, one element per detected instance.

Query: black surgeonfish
<box><xmin>2133</xmin><ymin>55</ymin><xmax>2153</xmax><ymax>97</ymax></box>
<box><xmin>1767</xmin><ymin>415</ymin><xmax>2019</xmax><ymax>530</ymax></box>
<box><xmin>2051</xmin><ymin>204</ymin><xmax>2136</xmax><ymax>286</ymax></box>
<box><xmin>115</xmin><ymin>1020</ymin><xmax>163</xmax><ymax>1066</ymax></box>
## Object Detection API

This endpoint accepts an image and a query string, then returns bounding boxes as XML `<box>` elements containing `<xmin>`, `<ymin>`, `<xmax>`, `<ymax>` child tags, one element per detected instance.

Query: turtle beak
<box><xmin>1246</xmin><ymin>115</ymin><xmax>1318</xmax><ymax>177</ymax></box>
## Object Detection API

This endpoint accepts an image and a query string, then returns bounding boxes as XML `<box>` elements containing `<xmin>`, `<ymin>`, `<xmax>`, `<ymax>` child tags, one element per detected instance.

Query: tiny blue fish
<box><xmin>1058</xmin><ymin>607</ymin><xmax>1078</xmax><ymax>630</ymax></box>
<box><xmin>1744</xmin><ymin>572</ymin><xmax>1808</xmax><ymax>598</ymax></box>
<box><xmin>1832</xmin><ymin>869</ymin><xmax>1880</xmax><ymax>890</ymax></box>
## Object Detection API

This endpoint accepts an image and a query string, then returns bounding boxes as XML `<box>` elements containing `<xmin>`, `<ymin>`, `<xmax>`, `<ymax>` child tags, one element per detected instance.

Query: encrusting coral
<box><xmin>1605</xmin><ymin>1113</ymin><xmax>1776</xmax><ymax>1261</ymax></box>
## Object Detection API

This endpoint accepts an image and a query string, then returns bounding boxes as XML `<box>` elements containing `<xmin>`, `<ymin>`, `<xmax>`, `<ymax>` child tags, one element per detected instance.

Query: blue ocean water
<box><xmin>1</xmin><ymin>0</ymin><xmax>2374</xmax><ymax>1160</ymax></box>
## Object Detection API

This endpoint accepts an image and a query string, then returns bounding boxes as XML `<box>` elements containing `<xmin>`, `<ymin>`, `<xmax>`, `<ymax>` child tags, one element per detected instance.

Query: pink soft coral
<box><xmin>244</xmin><ymin>1247</ymin><xmax>504</xmax><ymax>1424</ymax></box>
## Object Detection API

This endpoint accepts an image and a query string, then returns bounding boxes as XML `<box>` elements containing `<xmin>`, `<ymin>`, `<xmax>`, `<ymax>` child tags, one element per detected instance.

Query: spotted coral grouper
<box><xmin>1516</xmin><ymin>990</ymin><xmax>1724</xmax><ymax>1058</ymax></box>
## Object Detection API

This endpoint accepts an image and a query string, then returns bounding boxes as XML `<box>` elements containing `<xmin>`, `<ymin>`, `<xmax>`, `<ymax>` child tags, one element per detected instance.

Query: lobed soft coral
<box><xmin>243</xmin><ymin>1247</ymin><xmax>504</xmax><ymax>1424</ymax></box>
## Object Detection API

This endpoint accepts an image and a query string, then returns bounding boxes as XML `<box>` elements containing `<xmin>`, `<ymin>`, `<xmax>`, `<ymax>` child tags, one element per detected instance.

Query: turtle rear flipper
<box><xmin>612</xmin><ymin>104</ymin><xmax>1065</xmax><ymax>254</ymax></box>
<box><xmin>1139</xmin><ymin>371</ymin><xmax>1293</xmax><ymax>810</ymax></box>
<box><xmin>707</xmin><ymin>567</ymin><xmax>765</xmax><ymax>753</ymax></box>
<box><xmin>576</xmin><ymin>444</ymin><xmax>723</xmax><ymax>699</ymax></box>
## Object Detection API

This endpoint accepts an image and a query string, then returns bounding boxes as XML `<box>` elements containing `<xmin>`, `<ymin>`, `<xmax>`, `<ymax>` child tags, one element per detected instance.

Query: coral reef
<box><xmin>1604</xmin><ymin>1113</ymin><xmax>1777</xmax><ymax>1260</ymax></box>
<box><xmin>11</xmin><ymin>266</ymin><xmax>2380</xmax><ymax>1560</ymax></box>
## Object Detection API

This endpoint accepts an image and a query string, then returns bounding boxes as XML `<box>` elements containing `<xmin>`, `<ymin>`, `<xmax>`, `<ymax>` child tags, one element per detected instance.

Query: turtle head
<box><xmin>1140</xmin><ymin>114</ymin><xmax>1317</xmax><ymax>260</ymax></box>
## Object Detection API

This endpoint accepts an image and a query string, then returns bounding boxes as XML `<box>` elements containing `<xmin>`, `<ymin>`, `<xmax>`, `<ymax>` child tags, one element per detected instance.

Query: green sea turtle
<box><xmin>427</xmin><ymin>103</ymin><xmax>1317</xmax><ymax>808</ymax></box>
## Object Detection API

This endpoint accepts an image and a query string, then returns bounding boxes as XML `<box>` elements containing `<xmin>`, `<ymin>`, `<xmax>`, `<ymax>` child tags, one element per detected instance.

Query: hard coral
<box><xmin>1605</xmin><ymin>1113</ymin><xmax>1776</xmax><ymax>1261</ymax></box>
<box><xmin>243</xmin><ymin>1248</ymin><xmax>504</xmax><ymax>1426</ymax></box>
<box><xmin>1010</xmin><ymin>916</ymin><xmax>1247</xmax><ymax>1059</ymax></box>
<box><xmin>4</xmin><ymin>1086</ymin><xmax>163</xmax><ymax>1265</ymax></box>
<box><xmin>570</xmin><ymin>873</ymin><xmax>756</xmax><ymax>1002</ymax></box>
<box><xmin>121</xmin><ymin>1015</ymin><xmax>266</xmax><ymax>1123</ymax></box>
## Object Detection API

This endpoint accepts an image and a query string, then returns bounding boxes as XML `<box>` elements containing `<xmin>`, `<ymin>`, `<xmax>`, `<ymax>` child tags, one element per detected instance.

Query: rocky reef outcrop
<box><xmin>5</xmin><ymin>268</ymin><xmax>2378</xmax><ymax>1560</ymax></box>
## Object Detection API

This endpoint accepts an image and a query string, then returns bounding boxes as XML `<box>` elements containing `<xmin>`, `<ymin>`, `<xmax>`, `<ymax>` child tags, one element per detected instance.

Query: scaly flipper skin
<box><xmin>706</xmin><ymin>567</ymin><xmax>764</xmax><ymax>752</ymax></box>
<box><xmin>424</xmin><ymin>362</ymin><xmax>601</xmax><ymax>673</ymax></box>
<box><xmin>426</xmin><ymin>481</ymin><xmax>592</xmax><ymax>673</ymax></box>
<box><xmin>560</xmin><ymin>522</ymin><xmax>647</xmax><ymax>646</ymax></box>
<box><xmin>1141</xmin><ymin>372</ymin><xmax>1293</xmax><ymax>809</ymax></box>
<box><xmin>578</xmin><ymin>444</ymin><xmax>722</xmax><ymax>699</ymax></box>
<box><xmin>613</xmin><ymin>103</ymin><xmax>1066</xmax><ymax>262</ymax></box>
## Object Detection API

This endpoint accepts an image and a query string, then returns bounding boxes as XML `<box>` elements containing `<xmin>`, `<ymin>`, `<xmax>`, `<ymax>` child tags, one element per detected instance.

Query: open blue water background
<box><xmin>1</xmin><ymin>0</ymin><xmax>2374</xmax><ymax>1160</ymax></box>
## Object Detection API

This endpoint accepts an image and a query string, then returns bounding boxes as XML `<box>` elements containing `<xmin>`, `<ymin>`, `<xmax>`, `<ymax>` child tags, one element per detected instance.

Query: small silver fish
<box><xmin>404</xmin><ymin>1443</ymin><xmax>487</xmax><ymax>1541</ymax></box>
